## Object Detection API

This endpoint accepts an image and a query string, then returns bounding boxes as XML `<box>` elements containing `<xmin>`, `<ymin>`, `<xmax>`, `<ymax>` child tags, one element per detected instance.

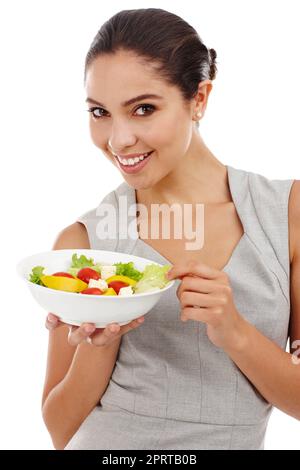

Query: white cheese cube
<box><xmin>118</xmin><ymin>286</ymin><xmax>133</xmax><ymax>296</ymax></box>
<box><xmin>101</xmin><ymin>265</ymin><xmax>117</xmax><ymax>280</ymax></box>
<box><xmin>88</xmin><ymin>278</ymin><xmax>108</xmax><ymax>291</ymax></box>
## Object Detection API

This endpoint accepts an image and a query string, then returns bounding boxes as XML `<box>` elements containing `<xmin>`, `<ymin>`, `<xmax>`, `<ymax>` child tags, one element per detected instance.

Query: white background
<box><xmin>1</xmin><ymin>0</ymin><xmax>299</xmax><ymax>450</ymax></box>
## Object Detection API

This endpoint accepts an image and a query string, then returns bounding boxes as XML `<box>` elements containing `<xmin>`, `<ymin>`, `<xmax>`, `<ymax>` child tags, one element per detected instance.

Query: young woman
<box><xmin>41</xmin><ymin>8</ymin><xmax>300</xmax><ymax>450</ymax></box>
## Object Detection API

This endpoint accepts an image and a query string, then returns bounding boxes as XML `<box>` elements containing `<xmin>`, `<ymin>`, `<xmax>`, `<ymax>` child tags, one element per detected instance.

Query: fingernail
<box><xmin>84</xmin><ymin>325</ymin><xmax>95</xmax><ymax>334</ymax></box>
<box><xmin>47</xmin><ymin>314</ymin><xmax>56</xmax><ymax>323</ymax></box>
<box><xmin>137</xmin><ymin>317</ymin><xmax>144</xmax><ymax>323</ymax></box>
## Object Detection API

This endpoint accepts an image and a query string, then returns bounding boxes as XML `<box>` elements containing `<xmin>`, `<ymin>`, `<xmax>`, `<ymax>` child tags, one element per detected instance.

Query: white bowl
<box><xmin>16</xmin><ymin>249</ymin><xmax>174</xmax><ymax>327</ymax></box>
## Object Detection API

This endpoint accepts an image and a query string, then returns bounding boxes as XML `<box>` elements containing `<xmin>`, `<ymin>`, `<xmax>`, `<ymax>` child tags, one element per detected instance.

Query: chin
<box><xmin>122</xmin><ymin>178</ymin><xmax>152</xmax><ymax>191</ymax></box>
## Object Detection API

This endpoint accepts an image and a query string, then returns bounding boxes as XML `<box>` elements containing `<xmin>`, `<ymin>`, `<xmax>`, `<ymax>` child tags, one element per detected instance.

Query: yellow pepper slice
<box><xmin>103</xmin><ymin>287</ymin><xmax>117</xmax><ymax>296</ymax></box>
<box><xmin>105</xmin><ymin>274</ymin><xmax>137</xmax><ymax>286</ymax></box>
<box><xmin>41</xmin><ymin>275</ymin><xmax>88</xmax><ymax>293</ymax></box>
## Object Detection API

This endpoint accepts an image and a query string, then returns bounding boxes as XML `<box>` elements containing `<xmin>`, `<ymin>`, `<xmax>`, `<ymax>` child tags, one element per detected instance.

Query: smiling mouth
<box><xmin>113</xmin><ymin>151</ymin><xmax>154</xmax><ymax>166</ymax></box>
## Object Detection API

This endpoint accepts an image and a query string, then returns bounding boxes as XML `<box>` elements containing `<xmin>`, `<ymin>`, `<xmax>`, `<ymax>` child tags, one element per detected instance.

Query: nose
<box><xmin>108</xmin><ymin>122</ymin><xmax>137</xmax><ymax>155</ymax></box>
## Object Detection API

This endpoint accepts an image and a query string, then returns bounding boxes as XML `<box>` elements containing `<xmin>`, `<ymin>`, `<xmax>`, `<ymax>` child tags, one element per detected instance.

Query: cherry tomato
<box><xmin>52</xmin><ymin>271</ymin><xmax>75</xmax><ymax>278</ymax></box>
<box><xmin>80</xmin><ymin>287</ymin><xmax>104</xmax><ymax>295</ymax></box>
<box><xmin>107</xmin><ymin>280</ymin><xmax>129</xmax><ymax>295</ymax></box>
<box><xmin>77</xmin><ymin>268</ymin><xmax>101</xmax><ymax>284</ymax></box>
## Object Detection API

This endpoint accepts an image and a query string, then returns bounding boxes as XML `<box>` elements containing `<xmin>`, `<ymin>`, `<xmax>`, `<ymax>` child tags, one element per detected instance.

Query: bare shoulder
<box><xmin>52</xmin><ymin>221</ymin><xmax>90</xmax><ymax>250</ymax></box>
<box><xmin>288</xmin><ymin>180</ymin><xmax>300</xmax><ymax>263</ymax></box>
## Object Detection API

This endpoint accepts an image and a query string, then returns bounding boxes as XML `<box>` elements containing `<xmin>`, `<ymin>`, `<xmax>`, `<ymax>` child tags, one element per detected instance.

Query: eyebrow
<box><xmin>85</xmin><ymin>93</ymin><xmax>164</xmax><ymax>108</ymax></box>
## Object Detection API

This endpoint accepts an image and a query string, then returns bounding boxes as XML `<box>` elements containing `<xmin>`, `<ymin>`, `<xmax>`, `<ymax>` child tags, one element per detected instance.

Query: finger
<box><xmin>181</xmin><ymin>307</ymin><xmax>216</xmax><ymax>325</ymax></box>
<box><xmin>176</xmin><ymin>276</ymin><xmax>216</xmax><ymax>299</ymax></box>
<box><xmin>90</xmin><ymin>322</ymin><xmax>124</xmax><ymax>347</ymax></box>
<box><xmin>103</xmin><ymin>316</ymin><xmax>145</xmax><ymax>341</ymax></box>
<box><xmin>166</xmin><ymin>261</ymin><xmax>221</xmax><ymax>281</ymax></box>
<box><xmin>180</xmin><ymin>291</ymin><xmax>217</xmax><ymax>309</ymax></box>
<box><xmin>45</xmin><ymin>313</ymin><xmax>62</xmax><ymax>330</ymax></box>
<box><xmin>122</xmin><ymin>316</ymin><xmax>145</xmax><ymax>332</ymax></box>
<box><xmin>68</xmin><ymin>323</ymin><xmax>96</xmax><ymax>346</ymax></box>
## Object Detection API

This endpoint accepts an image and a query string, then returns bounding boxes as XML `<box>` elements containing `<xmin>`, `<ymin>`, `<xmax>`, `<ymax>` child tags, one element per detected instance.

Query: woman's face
<box><xmin>85</xmin><ymin>50</ymin><xmax>200</xmax><ymax>190</ymax></box>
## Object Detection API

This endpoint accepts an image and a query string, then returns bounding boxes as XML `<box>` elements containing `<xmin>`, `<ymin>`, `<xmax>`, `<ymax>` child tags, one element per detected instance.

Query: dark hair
<box><xmin>84</xmin><ymin>8</ymin><xmax>218</xmax><ymax>129</ymax></box>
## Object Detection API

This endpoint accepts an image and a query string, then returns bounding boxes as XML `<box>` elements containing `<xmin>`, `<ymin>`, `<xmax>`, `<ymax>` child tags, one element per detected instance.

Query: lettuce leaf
<box><xmin>133</xmin><ymin>264</ymin><xmax>172</xmax><ymax>294</ymax></box>
<box><xmin>70</xmin><ymin>254</ymin><xmax>95</xmax><ymax>269</ymax></box>
<box><xmin>113</xmin><ymin>261</ymin><xmax>143</xmax><ymax>281</ymax></box>
<box><xmin>29</xmin><ymin>266</ymin><xmax>46</xmax><ymax>285</ymax></box>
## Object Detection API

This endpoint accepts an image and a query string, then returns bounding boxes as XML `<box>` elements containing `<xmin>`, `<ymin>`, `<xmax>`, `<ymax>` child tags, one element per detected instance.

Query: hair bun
<box><xmin>208</xmin><ymin>48</ymin><xmax>218</xmax><ymax>80</ymax></box>
<box><xmin>209</xmin><ymin>48</ymin><xmax>217</xmax><ymax>62</ymax></box>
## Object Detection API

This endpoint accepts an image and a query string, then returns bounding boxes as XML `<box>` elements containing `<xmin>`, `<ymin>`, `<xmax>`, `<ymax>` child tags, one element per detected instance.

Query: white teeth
<box><xmin>117</xmin><ymin>152</ymin><xmax>151</xmax><ymax>166</ymax></box>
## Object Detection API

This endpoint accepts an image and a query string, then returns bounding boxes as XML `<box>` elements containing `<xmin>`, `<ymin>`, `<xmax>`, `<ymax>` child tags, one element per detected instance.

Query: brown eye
<box><xmin>134</xmin><ymin>104</ymin><xmax>155</xmax><ymax>116</ymax></box>
<box><xmin>87</xmin><ymin>107</ymin><xmax>106</xmax><ymax>119</ymax></box>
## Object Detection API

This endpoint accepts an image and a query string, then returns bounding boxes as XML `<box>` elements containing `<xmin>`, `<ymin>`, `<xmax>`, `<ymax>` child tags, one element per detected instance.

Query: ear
<box><xmin>193</xmin><ymin>79</ymin><xmax>213</xmax><ymax>116</ymax></box>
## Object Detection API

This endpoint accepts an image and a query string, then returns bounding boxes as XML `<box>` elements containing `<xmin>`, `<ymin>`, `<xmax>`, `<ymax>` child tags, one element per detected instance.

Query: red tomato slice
<box><xmin>107</xmin><ymin>280</ymin><xmax>129</xmax><ymax>295</ymax></box>
<box><xmin>80</xmin><ymin>288</ymin><xmax>104</xmax><ymax>295</ymax></box>
<box><xmin>52</xmin><ymin>271</ymin><xmax>75</xmax><ymax>278</ymax></box>
<box><xmin>77</xmin><ymin>268</ymin><xmax>101</xmax><ymax>284</ymax></box>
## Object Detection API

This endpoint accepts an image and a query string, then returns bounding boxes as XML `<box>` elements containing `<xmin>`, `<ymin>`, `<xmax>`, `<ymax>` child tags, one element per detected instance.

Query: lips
<box><xmin>115</xmin><ymin>150</ymin><xmax>154</xmax><ymax>173</ymax></box>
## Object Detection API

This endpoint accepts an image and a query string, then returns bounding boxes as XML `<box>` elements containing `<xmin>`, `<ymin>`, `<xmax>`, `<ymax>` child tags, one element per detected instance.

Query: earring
<box><xmin>195</xmin><ymin>111</ymin><xmax>202</xmax><ymax>120</ymax></box>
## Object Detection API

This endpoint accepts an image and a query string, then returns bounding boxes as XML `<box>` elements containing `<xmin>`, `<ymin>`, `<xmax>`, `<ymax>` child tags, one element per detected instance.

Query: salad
<box><xmin>29</xmin><ymin>253</ymin><xmax>172</xmax><ymax>296</ymax></box>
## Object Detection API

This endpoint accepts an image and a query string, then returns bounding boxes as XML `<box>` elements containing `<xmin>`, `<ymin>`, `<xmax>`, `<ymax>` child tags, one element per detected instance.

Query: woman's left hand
<box><xmin>166</xmin><ymin>260</ymin><xmax>247</xmax><ymax>351</ymax></box>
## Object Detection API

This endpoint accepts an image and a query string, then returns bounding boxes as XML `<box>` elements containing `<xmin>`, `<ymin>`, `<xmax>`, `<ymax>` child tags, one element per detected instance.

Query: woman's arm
<box><xmin>42</xmin><ymin>339</ymin><xmax>121</xmax><ymax>450</ymax></box>
<box><xmin>288</xmin><ymin>180</ymin><xmax>300</xmax><ymax>357</ymax></box>
<box><xmin>222</xmin><ymin>180</ymin><xmax>300</xmax><ymax>420</ymax></box>
<box><xmin>41</xmin><ymin>222</ymin><xmax>122</xmax><ymax>450</ymax></box>
<box><xmin>167</xmin><ymin>180</ymin><xmax>300</xmax><ymax>420</ymax></box>
<box><xmin>42</xmin><ymin>222</ymin><xmax>145</xmax><ymax>450</ymax></box>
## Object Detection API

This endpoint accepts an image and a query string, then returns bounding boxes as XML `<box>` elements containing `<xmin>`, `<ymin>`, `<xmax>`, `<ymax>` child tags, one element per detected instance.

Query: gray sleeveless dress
<box><xmin>64</xmin><ymin>164</ymin><xmax>294</xmax><ymax>450</ymax></box>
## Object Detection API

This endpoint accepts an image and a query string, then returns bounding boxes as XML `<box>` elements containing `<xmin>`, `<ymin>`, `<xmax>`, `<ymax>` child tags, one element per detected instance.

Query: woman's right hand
<box><xmin>45</xmin><ymin>312</ymin><xmax>145</xmax><ymax>347</ymax></box>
